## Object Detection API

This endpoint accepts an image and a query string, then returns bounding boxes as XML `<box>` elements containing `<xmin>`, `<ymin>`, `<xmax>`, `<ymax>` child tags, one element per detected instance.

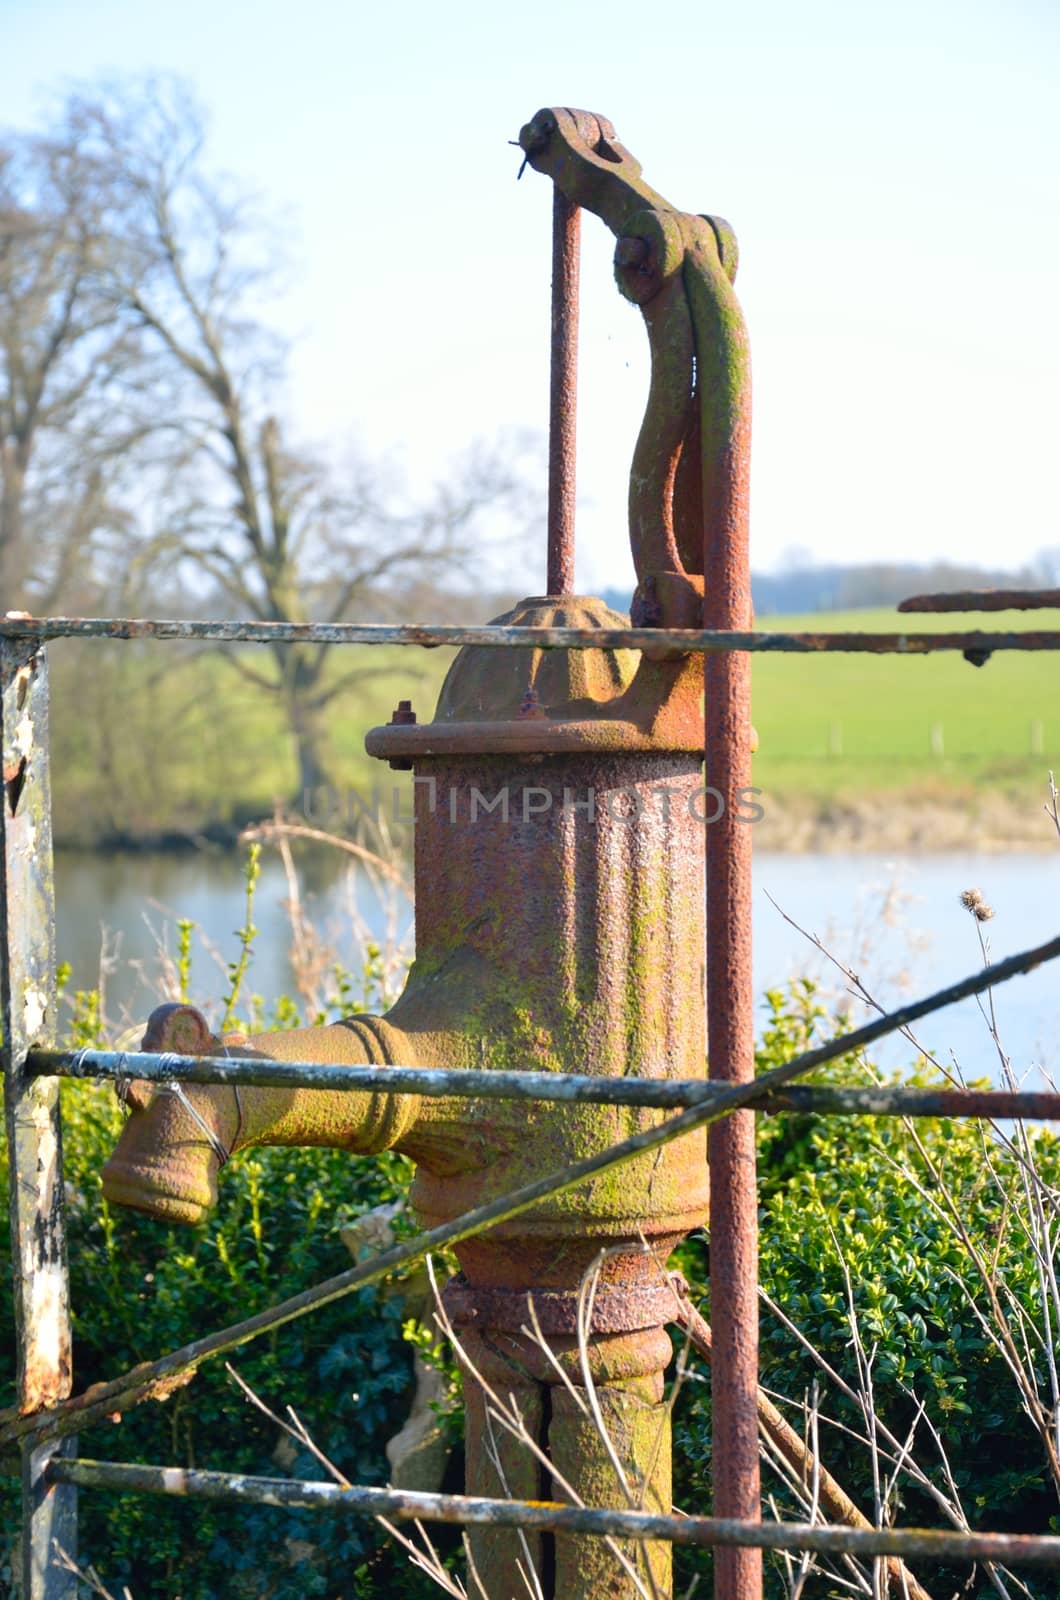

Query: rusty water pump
<box><xmin>101</xmin><ymin>108</ymin><xmax>753</xmax><ymax>1600</ymax></box>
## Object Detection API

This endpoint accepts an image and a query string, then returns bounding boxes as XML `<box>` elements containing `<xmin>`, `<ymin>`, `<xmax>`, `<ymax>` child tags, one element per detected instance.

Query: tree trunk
<box><xmin>280</xmin><ymin>644</ymin><xmax>335</xmax><ymax>805</ymax></box>
<box><xmin>0</xmin><ymin>443</ymin><xmax>28</xmax><ymax>606</ymax></box>
<box><xmin>291</xmin><ymin>701</ymin><xmax>333</xmax><ymax>802</ymax></box>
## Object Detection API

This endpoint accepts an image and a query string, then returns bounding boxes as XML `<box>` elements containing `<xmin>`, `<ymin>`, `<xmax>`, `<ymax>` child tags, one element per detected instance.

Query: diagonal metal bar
<box><xmin>47</xmin><ymin>1458</ymin><xmax>1060</xmax><ymax>1569</ymax></box>
<box><xmin>670</xmin><ymin>1283</ymin><xmax>933</xmax><ymax>1600</ymax></box>
<box><xmin>29</xmin><ymin>1050</ymin><xmax>1060</xmax><ymax>1121</ymax></box>
<box><xmin>1</xmin><ymin>615</ymin><xmax>1060</xmax><ymax>655</ymax></box>
<box><xmin>4</xmin><ymin>930</ymin><xmax>1059</xmax><ymax>1457</ymax></box>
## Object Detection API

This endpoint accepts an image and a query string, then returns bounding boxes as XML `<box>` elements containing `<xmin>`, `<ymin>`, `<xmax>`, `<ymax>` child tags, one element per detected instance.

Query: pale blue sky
<box><xmin>5</xmin><ymin>0</ymin><xmax>1058</xmax><ymax>592</ymax></box>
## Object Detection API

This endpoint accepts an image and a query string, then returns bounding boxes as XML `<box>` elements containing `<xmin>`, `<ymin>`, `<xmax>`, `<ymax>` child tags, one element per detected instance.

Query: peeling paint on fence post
<box><xmin>1</xmin><ymin>637</ymin><xmax>77</xmax><ymax>1599</ymax></box>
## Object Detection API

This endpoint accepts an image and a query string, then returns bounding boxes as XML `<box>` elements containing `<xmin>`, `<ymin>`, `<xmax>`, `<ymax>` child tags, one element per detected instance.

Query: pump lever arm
<box><xmin>518</xmin><ymin>107</ymin><xmax>750</xmax><ymax>632</ymax></box>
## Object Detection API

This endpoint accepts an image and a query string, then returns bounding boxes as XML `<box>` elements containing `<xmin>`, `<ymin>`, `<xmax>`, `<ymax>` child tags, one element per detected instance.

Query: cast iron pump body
<box><xmin>101</xmin><ymin>108</ymin><xmax>752</xmax><ymax>1600</ymax></box>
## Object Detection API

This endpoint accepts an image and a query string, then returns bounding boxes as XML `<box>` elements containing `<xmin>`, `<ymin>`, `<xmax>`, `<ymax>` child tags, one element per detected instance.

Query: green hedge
<box><xmin>674</xmin><ymin>983</ymin><xmax>1060</xmax><ymax>1597</ymax></box>
<box><xmin>1</xmin><ymin>1080</ymin><xmax>438</xmax><ymax>1598</ymax></box>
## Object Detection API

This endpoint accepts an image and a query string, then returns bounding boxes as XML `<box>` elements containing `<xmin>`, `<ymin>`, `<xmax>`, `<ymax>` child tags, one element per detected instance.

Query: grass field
<box><xmin>752</xmin><ymin>605</ymin><xmax>1058</xmax><ymax>781</ymax></box>
<box><xmin>49</xmin><ymin>605</ymin><xmax>1060</xmax><ymax>848</ymax></box>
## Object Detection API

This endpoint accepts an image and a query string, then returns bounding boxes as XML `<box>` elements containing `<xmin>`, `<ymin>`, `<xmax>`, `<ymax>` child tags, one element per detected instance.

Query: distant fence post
<box><xmin>930</xmin><ymin>723</ymin><xmax>944</xmax><ymax>757</ymax></box>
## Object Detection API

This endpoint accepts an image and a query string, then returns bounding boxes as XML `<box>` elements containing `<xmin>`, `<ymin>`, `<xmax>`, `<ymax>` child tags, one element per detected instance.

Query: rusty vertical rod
<box><xmin>547</xmin><ymin>189</ymin><xmax>579</xmax><ymax>596</ymax></box>
<box><xmin>1</xmin><ymin>638</ymin><xmax>77</xmax><ymax>1599</ymax></box>
<box><xmin>702</xmin><ymin>340</ymin><xmax>760</xmax><ymax>1591</ymax></box>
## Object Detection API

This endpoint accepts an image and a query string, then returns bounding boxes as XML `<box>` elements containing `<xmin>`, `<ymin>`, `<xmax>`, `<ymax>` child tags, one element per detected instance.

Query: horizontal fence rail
<box><xmin>46</xmin><ymin>1459</ymin><xmax>1060</xmax><ymax>1570</ymax></box>
<box><xmin>36</xmin><ymin>1048</ymin><xmax>1060</xmax><ymax>1121</ymax></box>
<box><xmin>2</xmin><ymin>614</ymin><xmax>1060</xmax><ymax>655</ymax></box>
<box><xmin>899</xmin><ymin>587</ymin><xmax>1060</xmax><ymax>612</ymax></box>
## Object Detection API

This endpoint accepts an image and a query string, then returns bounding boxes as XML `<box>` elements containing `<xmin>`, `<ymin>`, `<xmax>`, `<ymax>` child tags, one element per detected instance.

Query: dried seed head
<box><xmin>960</xmin><ymin>887</ymin><xmax>995</xmax><ymax>922</ymax></box>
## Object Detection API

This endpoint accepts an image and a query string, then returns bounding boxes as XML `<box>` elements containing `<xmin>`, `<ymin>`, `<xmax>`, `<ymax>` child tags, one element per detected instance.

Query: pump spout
<box><xmin>101</xmin><ymin>1004</ymin><xmax>423</xmax><ymax>1225</ymax></box>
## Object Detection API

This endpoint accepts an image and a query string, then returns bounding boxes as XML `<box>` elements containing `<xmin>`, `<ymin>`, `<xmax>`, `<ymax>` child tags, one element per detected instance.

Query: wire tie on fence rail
<box><xmin>222</xmin><ymin>1039</ymin><xmax>244</xmax><ymax>1156</ymax></box>
<box><xmin>111</xmin><ymin>1050</ymin><xmax>132</xmax><ymax>1110</ymax></box>
<box><xmin>145</xmin><ymin>1066</ymin><xmax>231</xmax><ymax>1169</ymax></box>
<box><xmin>99</xmin><ymin>1042</ymin><xmax>234</xmax><ymax>1165</ymax></box>
<box><xmin>163</xmin><ymin>1083</ymin><xmax>230</xmax><ymax>1168</ymax></box>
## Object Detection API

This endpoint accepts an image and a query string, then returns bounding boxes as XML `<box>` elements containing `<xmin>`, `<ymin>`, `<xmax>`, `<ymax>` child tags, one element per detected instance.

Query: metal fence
<box><xmin>4</xmin><ymin>609</ymin><xmax>1060</xmax><ymax>1600</ymax></box>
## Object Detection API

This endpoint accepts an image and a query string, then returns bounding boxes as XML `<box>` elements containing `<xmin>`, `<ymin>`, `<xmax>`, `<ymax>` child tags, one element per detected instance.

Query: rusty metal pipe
<box><xmin>96</xmin><ymin>724</ymin><xmax>714</xmax><ymax>1599</ymax></box>
<box><xmin>47</xmin><ymin>1458</ymin><xmax>1060</xmax><ymax>1569</ymax></box>
<box><xmin>4</xmin><ymin>615</ymin><xmax>1060</xmax><ymax>655</ymax></box>
<box><xmin>692</xmin><ymin>216</ymin><xmax>761</xmax><ymax>1599</ymax></box>
<box><xmin>898</xmin><ymin>588</ymin><xmax>1060</xmax><ymax>612</ymax></box>
<box><xmin>74</xmin><ymin>104</ymin><xmax>1060</xmax><ymax>1598</ymax></box>
<box><xmin>548</xmin><ymin>190</ymin><xmax>579</xmax><ymax>596</ymax></box>
<box><xmin>36</xmin><ymin>1052</ymin><xmax>1060</xmax><ymax>1121</ymax></box>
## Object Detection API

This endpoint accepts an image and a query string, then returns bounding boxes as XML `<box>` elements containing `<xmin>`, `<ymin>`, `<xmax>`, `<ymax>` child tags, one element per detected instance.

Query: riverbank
<box><xmin>753</xmin><ymin>783</ymin><xmax>1058</xmax><ymax>854</ymax></box>
<box><xmin>53</xmin><ymin>779</ymin><xmax>1059</xmax><ymax>858</ymax></box>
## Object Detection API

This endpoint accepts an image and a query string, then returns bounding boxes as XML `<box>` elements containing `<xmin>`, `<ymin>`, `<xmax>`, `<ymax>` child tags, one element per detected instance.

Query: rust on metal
<box><xmin>37</xmin><ymin>1050</ymin><xmax>1060</xmax><ymax>1121</ymax></box>
<box><xmin>45</xmin><ymin>1457</ymin><xmax>1060</xmax><ymax>1569</ymax></box>
<box><xmin>366</xmin><ymin>593</ymin><xmax>706</xmax><ymax>760</ymax></box>
<box><xmin>899</xmin><ymin>587</ymin><xmax>1060</xmax><ymax>612</ymax></box>
<box><xmin>518</xmin><ymin>89</ymin><xmax>761</xmax><ymax>1600</ymax></box>
<box><xmin>6</xmin><ymin>934</ymin><xmax>1056</xmax><ymax>1446</ymax></box>
<box><xmin>5</xmin><ymin>612</ymin><xmax>1060</xmax><ymax>657</ymax></box>
<box><xmin>548</xmin><ymin>188</ymin><xmax>579</xmax><ymax>596</ymax></box>
<box><xmin>385</xmin><ymin>699</ymin><xmax>417</xmax><ymax>770</ymax></box>
<box><xmin>443</xmin><ymin>1270</ymin><xmax>680</xmax><ymax>1335</ymax></box>
<box><xmin>692</xmin><ymin>137</ymin><xmax>761</xmax><ymax>1599</ymax></box>
<box><xmin>519</xmin><ymin>106</ymin><xmax>726</xmax><ymax>633</ymax></box>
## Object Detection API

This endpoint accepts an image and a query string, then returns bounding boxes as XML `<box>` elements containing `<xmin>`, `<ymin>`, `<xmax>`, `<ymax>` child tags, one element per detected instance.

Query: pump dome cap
<box><xmin>365</xmin><ymin>594</ymin><xmax>708</xmax><ymax>758</ymax></box>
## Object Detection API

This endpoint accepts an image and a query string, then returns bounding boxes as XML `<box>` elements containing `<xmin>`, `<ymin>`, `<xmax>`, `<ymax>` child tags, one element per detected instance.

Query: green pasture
<box><xmin>751</xmin><ymin>605</ymin><xmax>1060</xmax><ymax>806</ymax></box>
<box><xmin>48</xmin><ymin>605</ymin><xmax>1059</xmax><ymax>845</ymax></box>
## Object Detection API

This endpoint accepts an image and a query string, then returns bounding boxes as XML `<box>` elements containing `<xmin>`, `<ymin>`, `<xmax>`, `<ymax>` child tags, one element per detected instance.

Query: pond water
<box><xmin>54</xmin><ymin>847</ymin><xmax>1060</xmax><ymax>1086</ymax></box>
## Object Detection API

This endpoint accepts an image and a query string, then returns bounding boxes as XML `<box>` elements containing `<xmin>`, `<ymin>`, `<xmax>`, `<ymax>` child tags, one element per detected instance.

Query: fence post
<box><xmin>1</xmin><ymin>637</ymin><xmax>77</xmax><ymax>1599</ymax></box>
<box><xmin>700</xmin><ymin>287</ymin><xmax>761</xmax><ymax>1596</ymax></box>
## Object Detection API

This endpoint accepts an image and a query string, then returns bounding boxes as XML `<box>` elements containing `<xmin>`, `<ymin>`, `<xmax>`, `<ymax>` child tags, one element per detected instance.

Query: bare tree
<box><xmin>0</xmin><ymin>126</ymin><xmax>141</xmax><ymax>608</ymax></box>
<box><xmin>57</xmin><ymin>77</ymin><xmax>537</xmax><ymax>794</ymax></box>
